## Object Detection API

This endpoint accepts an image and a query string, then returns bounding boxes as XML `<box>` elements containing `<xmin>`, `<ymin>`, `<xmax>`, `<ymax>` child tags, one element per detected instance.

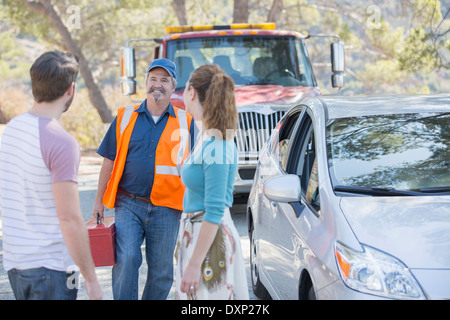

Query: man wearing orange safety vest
<box><xmin>92</xmin><ymin>59</ymin><xmax>195</xmax><ymax>300</ymax></box>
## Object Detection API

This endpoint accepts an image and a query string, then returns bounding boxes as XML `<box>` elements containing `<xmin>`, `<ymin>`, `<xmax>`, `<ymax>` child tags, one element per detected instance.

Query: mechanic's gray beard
<box><xmin>147</xmin><ymin>87</ymin><xmax>166</xmax><ymax>103</ymax></box>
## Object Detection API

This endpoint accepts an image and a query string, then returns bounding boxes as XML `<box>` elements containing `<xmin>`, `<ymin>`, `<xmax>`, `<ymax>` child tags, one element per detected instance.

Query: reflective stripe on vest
<box><xmin>155</xmin><ymin>165</ymin><xmax>179</xmax><ymax>176</ymax></box>
<box><xmin>120</xmin><ymin>105</ymin><xmax>135</xmax><ymax>135</ymax></box>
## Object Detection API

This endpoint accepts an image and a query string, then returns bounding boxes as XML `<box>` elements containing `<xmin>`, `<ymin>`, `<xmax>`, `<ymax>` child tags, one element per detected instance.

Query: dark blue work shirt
<box><xmin>97</xmin><ymin>99</ymin><xmax>196</xmax><ymax>198</ymax></box>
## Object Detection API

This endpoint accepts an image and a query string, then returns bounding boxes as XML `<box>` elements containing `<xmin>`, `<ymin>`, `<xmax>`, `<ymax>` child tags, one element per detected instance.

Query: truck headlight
<box><xmin>335</xmin><ymin>242</ymin><xmax>425</xmax><ymax>299</ymax></box>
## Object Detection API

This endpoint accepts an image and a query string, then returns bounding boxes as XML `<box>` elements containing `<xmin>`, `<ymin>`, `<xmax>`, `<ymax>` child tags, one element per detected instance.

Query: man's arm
<box><xmin>92</xmin><ymin>157</ymin><xmax>114</xmax><ymax>220</ymax></box>
<box><xmin>53</xmin><ymin>181</ymin><xmax>102</xmax><ymax>300</ymax></box>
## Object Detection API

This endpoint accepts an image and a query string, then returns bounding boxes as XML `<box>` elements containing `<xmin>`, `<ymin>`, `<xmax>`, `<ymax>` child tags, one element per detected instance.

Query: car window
<box><xmin>271</xmin><ymin>110</ymin><xmax>301</xmax><ymax>171</ymax></box>
<box><xmin>297</xmin><ymin>125</ymin><xmax>316</xmax><ymax>192</ymax></box>
<box><xmin>305</xmin><ymin>157</ymin><xmax>320</xmax><ymax>211</ymax></box>
<box><xmin>289</xmin><ymin>113</ymin><xmax>320</xmax><ymax>212</ymax></box>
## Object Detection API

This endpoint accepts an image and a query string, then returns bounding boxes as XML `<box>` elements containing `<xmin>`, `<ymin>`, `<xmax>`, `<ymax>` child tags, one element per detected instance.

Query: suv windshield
<box><xmin>166</xmin><ymin>35</ymin><xmax>316</xmax><ymax>90</ymax></box>
<box><xmin>327</xmin><ymin>112</ymin><xmax>450</xmax><ymax>192</ymax></box>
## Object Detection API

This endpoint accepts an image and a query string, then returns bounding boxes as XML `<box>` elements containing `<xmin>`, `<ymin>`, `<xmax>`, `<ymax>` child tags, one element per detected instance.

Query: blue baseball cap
<box><xmin>147</xmin><ymin>58</ymin><xmax>177</xmax><ymax>80</ymax></box>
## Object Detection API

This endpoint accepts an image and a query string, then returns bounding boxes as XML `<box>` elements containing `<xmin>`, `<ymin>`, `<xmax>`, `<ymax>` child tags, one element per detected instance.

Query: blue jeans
<box><xmin>8</xmin><ymin>267</ymin><xmax>78</xmax><ymax>300</ymax></box>
<box><xmin>112</xmin><ymin>193</ymin><xmax>180</xmax><ymax>300</ymax></box>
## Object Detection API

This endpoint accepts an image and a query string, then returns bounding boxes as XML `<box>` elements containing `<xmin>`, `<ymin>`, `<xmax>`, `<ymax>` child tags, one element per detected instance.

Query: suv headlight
<box><xmin>335</xmin><ymin>242</ymin><xmax>425</xmax><ymax>299</ymax></box>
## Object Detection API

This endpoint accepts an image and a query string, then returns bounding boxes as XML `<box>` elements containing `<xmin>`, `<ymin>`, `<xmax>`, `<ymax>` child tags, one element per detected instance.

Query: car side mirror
<box><xmin>263</xmin><ymin>174</ymin><xmax>301</xmax><ymax>203</ymax></box>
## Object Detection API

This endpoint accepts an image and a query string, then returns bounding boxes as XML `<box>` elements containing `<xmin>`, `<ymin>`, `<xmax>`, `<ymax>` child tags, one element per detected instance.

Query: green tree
<box><xmin>1</xmin><ymin>0</ymin><xmax>178</xmax><ymax>122</ymax></box>
<box><xmin>0</xmin><ymin>25</ymin><xmax>30</xmax><ymax>81</ymax></box>
<box><xmin>2</xmin><ymin>0</ymin><xmax>114</xmax><ymax>122</ymax></box>
<box><xmin>2</xmin><ymin>0</ymin><xmax>448</xmax><ymax>107</ymax></box>
<box><xmin>399</xmin><ymin>3</ymin><xmax>449</xmax><ymax>73</ymax></box>
<box><xmin>281</xmin><ymin>0</ymin><xmax>449</xmax><ymax>94</ymax></box>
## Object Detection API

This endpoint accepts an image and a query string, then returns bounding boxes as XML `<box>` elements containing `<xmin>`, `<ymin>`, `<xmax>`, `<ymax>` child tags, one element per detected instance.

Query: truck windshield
<box><xmin>166</xmin><ymin>36</ymin><xmax>316</xmax><ymax>90</ymax></box>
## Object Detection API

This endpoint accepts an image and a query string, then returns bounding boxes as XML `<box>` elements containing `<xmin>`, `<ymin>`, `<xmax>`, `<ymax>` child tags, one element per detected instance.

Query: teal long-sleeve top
<box><xmin>181</xmin><ymin>135</ymin><xmax>237</xmax><ymax>225</ymax></box>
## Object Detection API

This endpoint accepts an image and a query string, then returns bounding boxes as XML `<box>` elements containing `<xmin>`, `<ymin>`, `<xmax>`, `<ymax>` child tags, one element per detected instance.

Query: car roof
<box><xmin>312</xmin><ymin>94</ymin><xmax>450</xmax><ymax>119</ymax></box>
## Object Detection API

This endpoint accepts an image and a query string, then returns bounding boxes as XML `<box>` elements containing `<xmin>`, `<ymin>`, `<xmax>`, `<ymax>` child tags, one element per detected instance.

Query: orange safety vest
<box><xmin>102</xmin><ymin>104</ymin><xmax>192</xmax><ymax>211</ymax></box>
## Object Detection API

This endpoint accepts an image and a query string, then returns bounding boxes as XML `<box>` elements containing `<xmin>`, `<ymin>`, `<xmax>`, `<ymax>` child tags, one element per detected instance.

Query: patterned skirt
<box><xmin>174</xmin><ymin>208</ymin><xmax>249</xmax><ymax>300</ymax></box>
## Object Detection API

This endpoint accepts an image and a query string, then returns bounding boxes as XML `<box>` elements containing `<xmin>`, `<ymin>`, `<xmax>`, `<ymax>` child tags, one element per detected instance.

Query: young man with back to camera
<box><xmin>0</xmin><ymin>50</ymin><xmax>102</xmax><ymax>300</ymax></box>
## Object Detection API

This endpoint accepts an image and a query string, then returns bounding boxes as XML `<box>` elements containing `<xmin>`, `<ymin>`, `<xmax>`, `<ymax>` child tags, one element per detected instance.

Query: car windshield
<box><xmin>327</xmin><ymin>112</ymin><xmax>450</xmax><ymax>192</ymax></box>
<box><xmin>166</xmin><ymin>35</ymin><xmax>316</xmax><ymax>90</ymax></box>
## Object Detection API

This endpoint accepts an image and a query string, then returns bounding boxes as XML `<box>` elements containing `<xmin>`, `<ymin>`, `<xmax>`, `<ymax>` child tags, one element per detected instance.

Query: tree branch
<box><xmin>22</xmin><ymin>0</ymin><xmax>113</xmax><ymax>123</ymax></box>
<box><xmin>23</xmin><ymin>0</ymin><xmax>45</xmax><ymax>14</ymax></box>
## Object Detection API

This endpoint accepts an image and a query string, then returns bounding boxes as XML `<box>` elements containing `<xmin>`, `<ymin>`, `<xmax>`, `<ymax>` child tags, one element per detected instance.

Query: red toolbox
<box><xmin>86</xmin><ymin>216</ymin><xmax>116</xmax><ymax>267</ymax></box>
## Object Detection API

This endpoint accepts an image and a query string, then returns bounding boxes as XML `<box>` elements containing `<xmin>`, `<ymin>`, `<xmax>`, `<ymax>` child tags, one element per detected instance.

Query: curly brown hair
<box><xmin>188</xmin><ymin>64</ymin><xmax>237</xmax><ymax>140</ymax></box>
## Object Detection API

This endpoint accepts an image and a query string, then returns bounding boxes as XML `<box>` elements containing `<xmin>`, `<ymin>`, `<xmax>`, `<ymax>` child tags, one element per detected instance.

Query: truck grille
<box><xmin>235</xmin><ymin>110</ymin><xmax>285</xmax><ymax>161</ymax></box>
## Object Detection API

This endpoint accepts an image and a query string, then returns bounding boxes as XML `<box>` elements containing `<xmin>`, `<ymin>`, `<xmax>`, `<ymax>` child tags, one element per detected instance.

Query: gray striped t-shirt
<box><xmin>0</xmin><ymin>112</ymin><xmax>80</xmax><ymax>272</ymax></box>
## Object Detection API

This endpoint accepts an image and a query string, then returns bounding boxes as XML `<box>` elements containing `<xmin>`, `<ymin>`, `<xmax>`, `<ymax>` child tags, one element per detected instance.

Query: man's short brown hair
<box><xmin>30</xmin><ymin>51</ymin><xmax>79</xmax><ymax>103</ymax></box>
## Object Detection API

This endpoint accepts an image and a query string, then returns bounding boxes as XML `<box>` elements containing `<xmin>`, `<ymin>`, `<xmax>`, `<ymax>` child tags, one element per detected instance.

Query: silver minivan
<box><xmin>247</xmin><ymin>94</ymin><xmax>450</xmax><ymax>299</ymax></box>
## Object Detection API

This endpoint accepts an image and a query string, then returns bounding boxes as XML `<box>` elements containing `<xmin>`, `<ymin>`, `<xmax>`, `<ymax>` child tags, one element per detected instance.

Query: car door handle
<box><xmin>271</xmin><ymin>201</ymin><xmax>278</xmax><ymax>218</ymax></box>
